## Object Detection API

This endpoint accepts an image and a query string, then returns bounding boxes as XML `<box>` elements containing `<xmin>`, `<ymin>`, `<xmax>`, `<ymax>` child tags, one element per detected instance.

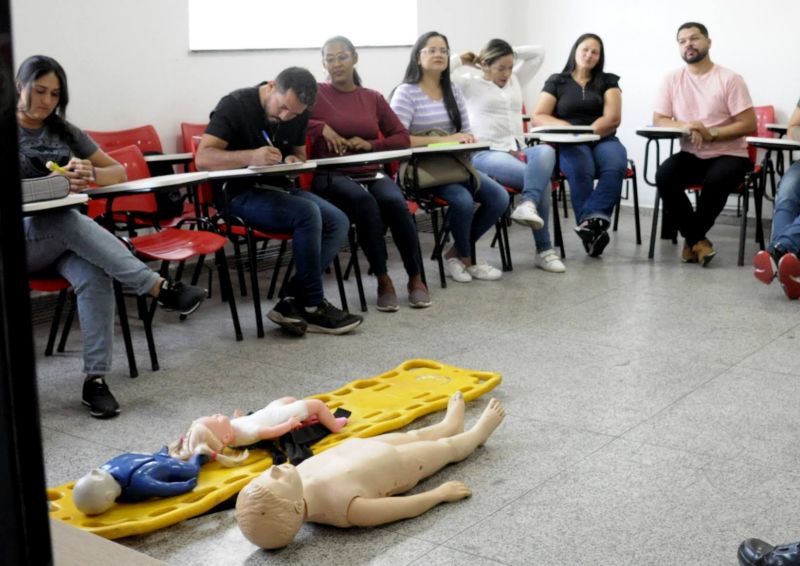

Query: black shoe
<box><xmin>574</xmin><ymin>219</ymin><xmax>610</xmax><ymax>257</ymax></box>
<box><xmin>588</xmin><ymin>229</ymin><xmax>610</xmax><ymax>257</ymax></box>
<box><xmin>301</xmin><ymin>299</ymin><xmax>363</xmax><ymax>335</ymax></box>
<box><xmin>738</xmin><ymin>538</ymin><xmax>800</xmax><ymax>566</ymax></box>
<box><xmin>267</xmin><ymin>297</ymin><xmax>308</xmax><ymax>336</ymax></box>
<box><xmin>82</xmin><ymin>377</ymin><xmax>120</xmax><ymax>419</ymax></box>
<box><xmin>157</xmin><ymin>280</ymin><xmax>206</xmax><ymax>315</ymax></box>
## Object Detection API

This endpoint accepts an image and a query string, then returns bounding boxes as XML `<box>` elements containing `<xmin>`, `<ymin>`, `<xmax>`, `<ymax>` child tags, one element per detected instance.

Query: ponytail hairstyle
<box><xmin>322</xmin><ymin>35</ymin><xmax>361</xmax><ymax>87</ymax></box>
<box><xmin>15</xmin><ymin>55</ymin><xmax>73</xmax><ymax>143</ymax></box>
<box><xmin>561</xmin><ymin>33</ymin><xmax>606</xmax><ymax>92</ymax></box>
<box><xmin>477</xmin><ymin>38</ymin><xmax>514</xmax><ymax>67</ymax></box>
<box><xmin>168</xmin><ymin>420</ymin><xmax>249</xmax><ymax>467</ymax></box>
<box><xmin>400</xmin><ymin>31</ymin><xmax>462</xmax><ymax>132</ymax></box>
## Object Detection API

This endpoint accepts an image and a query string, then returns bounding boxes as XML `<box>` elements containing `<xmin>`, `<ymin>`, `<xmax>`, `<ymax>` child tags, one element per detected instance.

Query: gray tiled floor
<box><xmin>35</xmin><ymin>207</ymin><xmax>800</xmax><ymax>565</ymax></box>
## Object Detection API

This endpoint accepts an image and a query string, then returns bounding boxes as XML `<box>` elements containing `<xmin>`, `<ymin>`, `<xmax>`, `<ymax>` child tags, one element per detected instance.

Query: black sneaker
<box><xmin>574</xmin><ymin>219</ymin><xmax>610</xmax><ymax>257</ymax></box>
<box><xmin>573</xmin><ymin>222</ymin><xmax>595</xmax><ymax>254</ymax></box>
<box><xmin>301</xmin><ymin>299</ymin><xmax>363</xmax><ymax>335</ymax></box>
<box><xmin>157</xmin><ymin>280</ymin><xmax>206</xmax><ymax>315</ymax></box>
<box><xmin>82</xmin><ymin>377</ymin><xmax>120</xmax><ymax>419</ymax></box>
<box><xmin>267</xmin><ymin>297</ymin><xmax>308</xmax><ymax>336</ymax></box>
<box><xmin>588</xmin><ymin>229</ymin><xmax>610</xmax><ymax>257</ymax></box>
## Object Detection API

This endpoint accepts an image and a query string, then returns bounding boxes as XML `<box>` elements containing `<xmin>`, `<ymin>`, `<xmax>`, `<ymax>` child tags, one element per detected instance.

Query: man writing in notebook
<box><xmin>196</xmin><ymin>67</ymin><xmax>362</xmax><ymax>335</ymax></box>
<box><xmin>652</xmin><ymin>22</ymin><xmax>756</xmax><ymax>266</ymax></box>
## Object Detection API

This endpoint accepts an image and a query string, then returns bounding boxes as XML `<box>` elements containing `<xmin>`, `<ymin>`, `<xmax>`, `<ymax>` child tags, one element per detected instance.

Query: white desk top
<box><xmin>143</xmin><ymin>152</ymin><xmax>193</xmax><ymax>164</ymax></box>
<box><xmin>537</xmin><ymin>133</ymin><xmax>600</xmax><ymax>144</ymax></box>
<box><xmin>203</xmin><ymin>162</ymin><xmax>316</xmax><ymax>182</ymax></box>
<box><xmin>410</xmin><ymin>142</ymin><xmax>491</xmax><ymax>155</ymax></box>
<box><xmin>311</xmin><ymin>149</ymin><xmax>412</xmax><ymax>167</ymax></box>
<box><xmin>746</xmin><ymin>136</ymin><xmax>800</xmax><ymax>150</ymax></box>
<box><xmin>636</xmin><ymin>127</ymin><xmax>688</xmax><ymax>139</ymax></box>
<box><xmin>87</xmin><ymin>171</ymin><xmax>209</xmax><ymax>197</ymax></box>
<box><xmin>22</xmin><ymin>192</ymin><xmax>89</xmax><ymax>213</ymax></box>
<box><xmin>527</xmin><ymin>125</ymin><xmax>595</xmax><ymax>134</ymax></box>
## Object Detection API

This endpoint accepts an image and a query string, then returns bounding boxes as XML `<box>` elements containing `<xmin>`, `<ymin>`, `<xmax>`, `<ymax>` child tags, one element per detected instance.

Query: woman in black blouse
<box><xmin>532</xmin><ymin>33</ymin><xmax>627</xmax><ymax>257</ymax></box>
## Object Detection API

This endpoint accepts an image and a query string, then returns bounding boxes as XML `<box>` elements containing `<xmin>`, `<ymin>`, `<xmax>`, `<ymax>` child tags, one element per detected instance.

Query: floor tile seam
<box><xmin>500</xmin><ymin>411</ymin><xmax>620</xmax><ymax>441</ymax></box>
<box><xmin>734</xmin><ymin>324</ymin><xmax>800</xmax><ymax>372</ymax></box>
<box><xmin>414</xmin><ymin>540</ymin><xmax>515</xmax><ymax>565</ymax></box>
<box><xmin>41</xmin><ymin>425</ymin><xmax>127</xmax><ymax>453</ymax></box>
<box><xmin>432</xmin><ymin>434</ymin><xmax>624</xmax><ymax>551</ymax></box>
<box><xmin>610</xmin><ymin>363</ymin><xmax>735</xmax><ymax>438</ymax></box>
<box><xmin>616</xmin><ymin>437</ymin><xmax>800</xmax><ymax>476</ymax></box>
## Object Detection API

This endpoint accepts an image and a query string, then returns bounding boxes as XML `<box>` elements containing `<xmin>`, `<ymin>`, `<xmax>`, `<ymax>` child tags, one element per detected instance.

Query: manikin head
<box><xmin>168</xmin><ymin>417</ymin><xmax>248</xmax><ymax>467</ymax></box>
<box><xmin>235</xmin><ymin>464</ymin><xmax>305</xmax><ymax>549</ymax></box>
<box><xmin>72</xmin><ymin>469</ymin><xmax>122</xmax><ymax>515</ymax></box>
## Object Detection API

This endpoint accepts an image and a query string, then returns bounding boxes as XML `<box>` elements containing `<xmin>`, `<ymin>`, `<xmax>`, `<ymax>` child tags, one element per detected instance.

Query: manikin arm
<box><xmin>256</xmin><ymin>417</ymin><xmax>302</xmax><ymax>440</ymax></box>
<box><xmin>346</xmin><ymin>481</ymin><xmax>471</xmax><ymax>527</ymax></box>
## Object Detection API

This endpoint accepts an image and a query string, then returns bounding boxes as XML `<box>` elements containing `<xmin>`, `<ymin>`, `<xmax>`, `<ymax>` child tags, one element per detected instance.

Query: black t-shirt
<box><xmin>542</xmin><ymin>72</ymin><xmax>621</xmax><ymax>126</ymax></box>
<box><xmin>206</xmin><ymin>83</ymin><xmax>309</xmax><ymax>200</ymax></box>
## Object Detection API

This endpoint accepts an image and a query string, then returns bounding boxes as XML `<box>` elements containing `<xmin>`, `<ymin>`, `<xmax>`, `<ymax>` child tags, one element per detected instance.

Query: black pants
<box><xmin>312</xmin><ymin>173</ymin><xmax>422</xmax><ymax>278</ymax></box>
<box><xmin>655</xmin><ymin>152</ymin><xmax>752</xmax><ymax>245</ymax></box>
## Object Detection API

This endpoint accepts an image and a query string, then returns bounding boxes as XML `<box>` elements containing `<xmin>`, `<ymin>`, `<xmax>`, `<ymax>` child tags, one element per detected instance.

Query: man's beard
<box><xmin>682</xmin><ymin>48</ymin><xmax>708</xmax><ymax>64</ymax></box>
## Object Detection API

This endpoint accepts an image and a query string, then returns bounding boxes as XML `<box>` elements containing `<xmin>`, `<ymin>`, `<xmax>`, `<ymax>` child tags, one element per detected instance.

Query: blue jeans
<box><xmin>25</xmin><ymin>209</ymin><xmax>160</xmax><ymax>375</ymax></box>
<box><xmin>472</xmin><ymin>145</ymin><xmax>556</xmax><ymax>252</ymax></box>
<box><xmin>229</xmin><ymin>187</ymin><xmax>349</xmax><ymax>307</ymax></box>
<box><xmin>312</xmin><ymin>173</ymin><xmax>422</xmax><ymax>277</ymax></box>
<box><xmin>558</xmin><ymin>136</ymin><xmax>627</xmax><ymax>224</ymax></box>
<box><xmin>770</xmin><ymin>161</ymin><xmax>800</xmax><ymax>254</ymax></box>
<box><xmin>432</xmin><ymin>171</ymin><xmax>509</xmax><ymax>259</ymax></box>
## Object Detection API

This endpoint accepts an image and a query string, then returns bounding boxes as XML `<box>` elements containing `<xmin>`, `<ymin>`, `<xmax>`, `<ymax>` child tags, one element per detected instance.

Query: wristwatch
<box><xmin>709</xmin><ymin>128</ymin><xmax>719</xmax><ymax>142</ymax></box>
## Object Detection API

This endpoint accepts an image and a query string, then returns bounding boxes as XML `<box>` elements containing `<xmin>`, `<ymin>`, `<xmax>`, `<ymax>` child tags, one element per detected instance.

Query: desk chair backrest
<box><xmin>86</xmin><ymin>125</ymin><xmax>163</xmax><ymax>155</ymax></box>
<box><xmin>749</xmin><ymin>105</ymin><xmax>776</xmax><ymax>163</ymax></box>
<box><xmin>181</xmin><ymin>123</ymin><xmax>208</xmax><ymax>176</ymax></box>
<box><xmin>102</xmin><ymin>145</ymin><xmax>158</xmax><ymax>216</ymax></box>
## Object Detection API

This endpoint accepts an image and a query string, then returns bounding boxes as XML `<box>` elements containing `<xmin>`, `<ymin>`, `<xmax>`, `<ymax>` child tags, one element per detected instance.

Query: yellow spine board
<box><xmin>47</xmin><ymin>359</ymin><xmax>501</xmax><ymax>539</ymax></box>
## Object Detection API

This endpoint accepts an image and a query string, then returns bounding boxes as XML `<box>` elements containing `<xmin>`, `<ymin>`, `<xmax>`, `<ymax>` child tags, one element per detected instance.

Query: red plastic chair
<box><xmin>188</xmin><ymin>136</ymin><xmax>292</xmax><ymax>338</ymax></box>
<box><xmin>112</xmin><ymin>145</ymin><xmax>243</xmax><ymax>343</ymax></box>
<box><xmin>86</xmin><ymin>125</ymin><xmax>163</xmax><ymax>154</ymax></box>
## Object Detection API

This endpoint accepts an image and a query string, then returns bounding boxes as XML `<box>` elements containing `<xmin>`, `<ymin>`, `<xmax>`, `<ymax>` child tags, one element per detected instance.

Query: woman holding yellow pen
<box><xmin>17</xmin><ymin>55</ymin><xmax>206</xmax><ymax>419</ymax></box>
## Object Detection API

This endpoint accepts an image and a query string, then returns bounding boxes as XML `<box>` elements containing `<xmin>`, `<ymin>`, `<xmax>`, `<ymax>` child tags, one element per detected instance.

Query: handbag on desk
<box><xmin>400</xmin><ymin>129</ymin><xmax>481</xmax><ymax>195</ymax></box>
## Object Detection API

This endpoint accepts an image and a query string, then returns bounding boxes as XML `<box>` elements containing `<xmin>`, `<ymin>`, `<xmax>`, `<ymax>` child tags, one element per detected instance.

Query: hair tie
<box><xmin>210</xmin><ymin>451</ymin><xmax>217</xmax><ymax>461</ymax></box>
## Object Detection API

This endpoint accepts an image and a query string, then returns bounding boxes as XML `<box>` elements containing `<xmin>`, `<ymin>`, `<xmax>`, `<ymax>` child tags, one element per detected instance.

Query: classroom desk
<box><xmin>527</xmin><ymin>125</ymin><xmax>596</xmax><ymax>135</ymax></box>
<box><xmin>636</xmin><ymin>127</ymin><xmax>687</xmax><ymax>258</ymax></box>
<box><xmin>766</xmin><ymin>123</ymin><xmax>788</xmax><ymax>137</ymax></box>
<box><xmin>304</xmin><ymin>150</ymin><xmax>413</xmax><ymax>312</ymax></box>
<box><xmin>310</xmin><ymin>148</ymin><xmax>413</xmax><ymax>169</ymax></box>
<box><xmin>22</xmin><ymin>193</ymin><xmax>89</xmax><ymax>215</ymax></box>
<box><xmin>410</xmin><ymin>142</ymin><xmax>490</xmax><ymax>155</ymax></box>
<box><xmin>143</xmin><ymin>152</ymin><xmax>194</xmax><ymax>166</ymax></box>
<box><xmin>208</xmin><ymin>160</ymin><xmax>321</xmax><ymax>336</ymax></box>
<box><xmin>747</xmin><ymin>136</ymin><xmax>800</xmax><ymax>203</ymax></box>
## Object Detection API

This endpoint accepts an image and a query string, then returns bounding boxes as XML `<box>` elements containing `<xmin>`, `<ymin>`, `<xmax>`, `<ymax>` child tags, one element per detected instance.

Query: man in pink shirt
<box><xmin>653</xmin><ymin>21</ymin><xmax>756</xmax><ymax>266</ymax></box>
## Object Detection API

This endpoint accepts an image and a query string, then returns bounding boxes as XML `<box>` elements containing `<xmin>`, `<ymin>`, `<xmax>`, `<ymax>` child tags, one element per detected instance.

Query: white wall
<box><xmin>10</xmin><ymin>0</ymin><xmax>517</xmax><ymax>151</ymax></box>
<box><xmin>10</xmin><ymin>0</ymin><xmax>800</xmax><ymax>206</ymax></box>
<box><xmin>517</xmin><ymin>0</ymin><xmax>800</xmax><ymax>204</ymax></box>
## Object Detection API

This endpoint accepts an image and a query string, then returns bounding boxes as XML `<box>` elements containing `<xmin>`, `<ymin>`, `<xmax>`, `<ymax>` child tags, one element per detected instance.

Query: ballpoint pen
<box><xmin>261</xmin><ymin>129</ymin><xmax>274</xmax><ymax>147</ymax></box>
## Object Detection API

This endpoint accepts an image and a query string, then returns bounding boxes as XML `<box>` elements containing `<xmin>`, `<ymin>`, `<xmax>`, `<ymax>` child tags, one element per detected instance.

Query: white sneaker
<box><xmin>466</xmin><ymin>262</ymin><xmax>502</xmax><ymax>281</ymax></box>
<box><xmin>534</xmin><ymin>249</ymin><xmax>566</xmax><ymax>273</ymax></box>
<box><xmin>510</xmin><ymin>200</ymin><xmax>545</xmax><ymax>230</ymax></box>
<box><xmin>445</xmin><ymin>257</ymin><xmax>472</xmax><ymax>283</ymax></box>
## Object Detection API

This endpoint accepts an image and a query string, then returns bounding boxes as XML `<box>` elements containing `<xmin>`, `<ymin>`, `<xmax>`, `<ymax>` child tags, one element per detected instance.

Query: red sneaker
<box><xmin>778</xmin><ymin>253</ymin><xmax>800</xmax><ymax>300</ymax></box>
<box><xmin>752</xmin><ymin>250</ymin><xmax>777</xmax><ymax>284</ymax></box>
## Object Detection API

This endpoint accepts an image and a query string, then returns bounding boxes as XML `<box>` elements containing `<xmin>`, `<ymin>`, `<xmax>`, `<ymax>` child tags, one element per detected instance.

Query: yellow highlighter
<box><xmin>46</xmin><ymin>160</ymin><xmax>69</xmax><ymax>174</ymax></box>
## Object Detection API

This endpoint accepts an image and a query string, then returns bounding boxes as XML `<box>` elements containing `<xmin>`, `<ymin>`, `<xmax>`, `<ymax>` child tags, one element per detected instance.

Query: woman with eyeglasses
<box><xmin>307</xmin><ymin>36</ymin><xmax>430</xmax><ymax>311</ymax></box>
<box><xmin>451</xmin><ymin>39</ymin><xmax>564</xmax><ymax>274</ymax></box>
<box><xmin>532</xmin><ymin>33</ymin><xmax>627</xmax><ymax>258</ymax></box>
<box><xmin>390</xmin><ymin>31</ymin><xmax>509</xmax><ymax>283</ymax></box>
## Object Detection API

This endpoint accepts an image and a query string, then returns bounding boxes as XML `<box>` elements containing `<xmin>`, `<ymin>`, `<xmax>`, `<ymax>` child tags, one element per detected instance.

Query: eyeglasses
<box><xmin>420</xmin><ymin>47</ymin><xmax>449</xmax><ymax>56</ymax></box>
<box><xmin>324</xmin><ymin>53</ymin><xmax>352</xmax><ymax>64</ymax></box>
